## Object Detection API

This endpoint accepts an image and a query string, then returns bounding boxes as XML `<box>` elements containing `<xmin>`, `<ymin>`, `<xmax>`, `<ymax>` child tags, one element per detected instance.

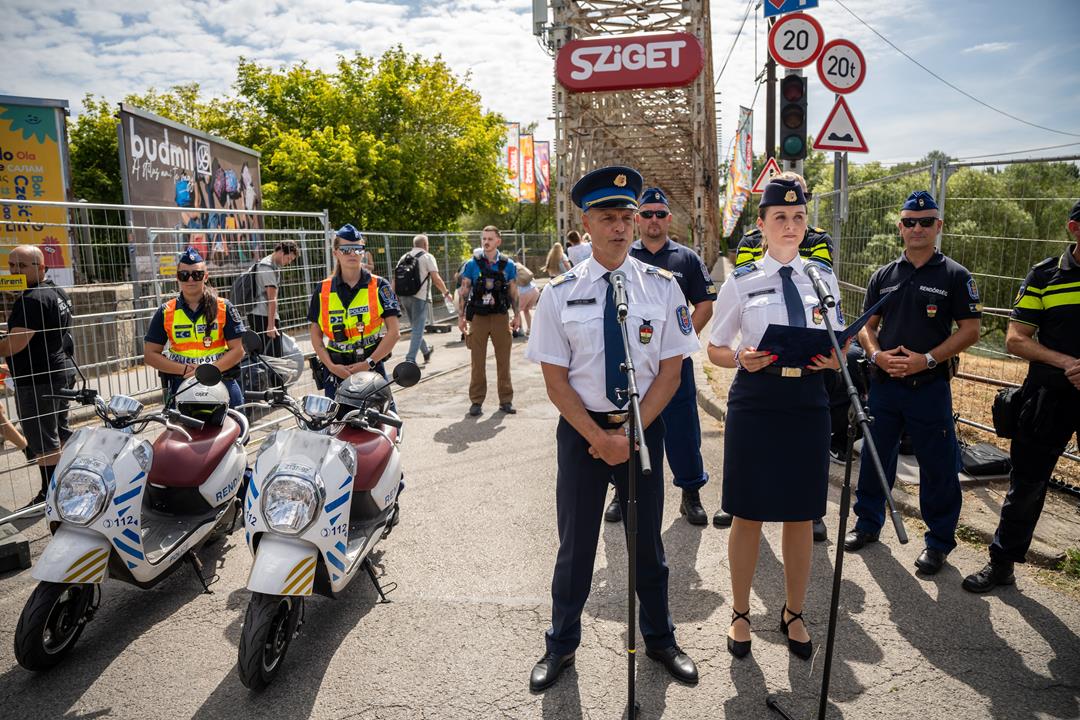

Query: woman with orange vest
<box><xmin>307</xmin><ymin>225</ymin><xmax>401</xmax><ymax>398</ymax></box>
<box><xmin>144</xmin><ymin>248</ymin><xmax>247</xmax><ymax>407</ymax></box>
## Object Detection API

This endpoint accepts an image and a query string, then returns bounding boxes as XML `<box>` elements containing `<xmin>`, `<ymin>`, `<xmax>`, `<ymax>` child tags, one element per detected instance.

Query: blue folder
<box><xmin>757</xmin><ymin>291</ymin><xmax>895</xmax><ymax>368</ymax></box>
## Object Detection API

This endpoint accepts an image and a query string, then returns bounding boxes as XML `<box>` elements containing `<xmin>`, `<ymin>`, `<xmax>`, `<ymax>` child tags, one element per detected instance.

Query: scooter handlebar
<box><xmin>164</xmin><ymin>409</ymin><xmax>204</xmax><ymax>431</ymax></box>
<box><xmin>365</xmin><ymin>409</ymin><xmax>402</xmax><ymax>430</ymax></box>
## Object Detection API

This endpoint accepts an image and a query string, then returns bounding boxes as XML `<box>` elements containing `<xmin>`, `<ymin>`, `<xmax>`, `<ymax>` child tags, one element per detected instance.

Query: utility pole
<box><xmin>765</xmin><ymin>17</ymin><xmax>776</xmax><ymax>160</ymax></box>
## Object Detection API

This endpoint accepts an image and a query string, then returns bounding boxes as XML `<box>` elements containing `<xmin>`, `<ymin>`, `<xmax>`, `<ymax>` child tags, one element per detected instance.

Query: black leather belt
<box><xmin>758</xmin><ymin>365</ymin><xmax>811</xmax><ymax>378</ymax></box>
<box><xmin>587</xmin><ymin>409</ymin><xmax>629</xmax><ymax>429</ymax></box>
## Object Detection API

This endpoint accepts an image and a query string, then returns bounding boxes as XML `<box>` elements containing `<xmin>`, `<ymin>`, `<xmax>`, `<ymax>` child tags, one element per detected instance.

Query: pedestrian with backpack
<box><xmin>393</xmin><ymin>234</ymin><xmax>450</xmax><ymax>365</ymax></box>
<box><xmin>232</xmin><ymin>240</ymin><xmax>299</xmax><ymax>358</ymax></box>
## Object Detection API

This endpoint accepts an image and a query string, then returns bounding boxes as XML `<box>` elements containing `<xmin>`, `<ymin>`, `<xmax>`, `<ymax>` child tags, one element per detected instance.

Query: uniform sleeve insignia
<box><xmin>645</xmin><ymin>266</ymin><xmax>674</xmax><ymax>280</ymax></box>
<box><xmin>550</xmin><ymin>271</ymin><xmax>575</xmax><ymax>287</ymax></box>
<box><xmin>1013</xmin><ymin>283</ymin><xmax>1025</xmax><ymax>306</ymax></box>
<box><xmin>966</xmin><ymin>277</ymin><xmax>980</xmax><ymax>301</ymax></box>
<box><xmin>705</xmin><ymin>284</ymin><xmax>717</xmax><ymax>295</ymax></box>
<box><xmin>733</xmin><ymin>262</ymin><xmax>758</xmax><ymax>279</ymax></box>
<box><xmin>675</xmin><ymin>305</ymin><xmax>692</xmax><ymax>335</ymax></box>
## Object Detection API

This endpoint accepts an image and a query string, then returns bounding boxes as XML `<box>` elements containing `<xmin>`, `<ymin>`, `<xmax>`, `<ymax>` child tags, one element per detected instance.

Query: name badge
<box><xmin>747</xmin><ymin>288</ymin><xmax>776</xmax><ymax>298</ymax></box>
<box><xmin>567</xmin><ymin>298</ymin><xmax>597</xmax><ymax>306</ymax></box>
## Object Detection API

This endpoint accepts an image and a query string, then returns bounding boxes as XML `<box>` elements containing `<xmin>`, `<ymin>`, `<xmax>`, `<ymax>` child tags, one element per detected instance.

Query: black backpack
<box><xmin>394</xmin><ymin>250</ymin><xmax>424</xmax><ymax>297</ymax></box>
<box><xmin>230</xmin><ymin>260</ymin><xmax>265</xmax><ymax>310</ymax></box>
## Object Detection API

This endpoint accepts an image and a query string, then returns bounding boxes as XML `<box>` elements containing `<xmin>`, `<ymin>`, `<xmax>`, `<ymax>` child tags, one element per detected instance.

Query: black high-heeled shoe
<box><xmin>780</xmin><ymin>604</ymin><xmax>812</xmax><ymax>660</ymax></box>
<box><xmin>727</xmin><ymin>608</ymin><xmax>752</xmax><ymax>658</ymax></box>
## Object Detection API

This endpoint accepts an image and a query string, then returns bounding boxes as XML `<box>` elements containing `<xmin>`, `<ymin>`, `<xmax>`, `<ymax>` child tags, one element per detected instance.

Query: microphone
<box><xmin>805</xmin><ymin>263</ymin><xmax>836</xmax><ymax>308</ymax></box>
<box><xmin>609</xmin><ymin>270</ymin><xmax>629</xmax><ymax>319</ymax></box>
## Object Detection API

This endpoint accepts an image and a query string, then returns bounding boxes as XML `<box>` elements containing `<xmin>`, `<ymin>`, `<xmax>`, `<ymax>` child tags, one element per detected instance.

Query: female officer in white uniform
<box><xmin>707</xmin><ymin>178</ymin><xmax>843</xmax><ymax>661</ymax></box>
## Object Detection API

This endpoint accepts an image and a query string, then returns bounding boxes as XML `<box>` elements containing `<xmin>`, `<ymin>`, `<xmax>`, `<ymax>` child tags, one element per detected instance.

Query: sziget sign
<box><xmin>556</xmin><ymin>33</ymin><xmax>704</xmax><ymax>93</ymax></box>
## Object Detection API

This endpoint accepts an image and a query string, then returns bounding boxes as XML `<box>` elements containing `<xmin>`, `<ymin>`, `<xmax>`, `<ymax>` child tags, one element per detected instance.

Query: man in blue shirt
<box><xmin>618</xmin><ymin>187</ymin><xmax>717</xmax><ymax>526</ymax></box>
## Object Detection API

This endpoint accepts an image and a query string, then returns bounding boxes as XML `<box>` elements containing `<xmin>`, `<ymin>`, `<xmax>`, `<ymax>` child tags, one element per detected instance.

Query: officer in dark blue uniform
<box><xmin>963</xmin><ymin>199</ymin><xmax>1080</xmax><ymax>593</ymax></box>
<box><xmin>844</xmin><ymin>191</ymin><xmax>982</xmax><ymax>575</ymax></box>
<box><xmin>605</xmin><ymin>186</ymin><xmax>719</xmax><ymax>527</ymax></box>
<box><xmin>524</xmin><ymin>166</ymin><xmax>700</xmax><ymax>692</ymax></box>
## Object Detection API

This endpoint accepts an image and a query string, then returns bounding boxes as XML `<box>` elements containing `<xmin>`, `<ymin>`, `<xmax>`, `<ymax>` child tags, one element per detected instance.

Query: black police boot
<box><xmin>604</xmin><ymin>494</ymin><xmax>622</xmax><ymax>523</ymax></box>
<box><xmin>962</xmin><ymin>560</ymin><xmax>1016</xmax><ymax>593</ymax></box>
<box><xmin>713</xmin><ymin>509</ymin><xmax>733</xmax><ymax>528</ymax></box>
<box><xmin>812</xmin><ymin>517</ymin><xmax>828</xmax><ymax>543</ymax></box>
<box><xmin>679</xmin><ymin>489</ymin><xmax>708</xmax><ymax>526</ymax></box>
<box><xmin>843</xmin><ymin>529</ymin><xmax>878</xmax><ymax>552</ymax></box>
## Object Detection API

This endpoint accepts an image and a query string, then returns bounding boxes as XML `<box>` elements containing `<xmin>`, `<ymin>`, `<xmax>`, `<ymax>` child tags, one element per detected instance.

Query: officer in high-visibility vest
<box><xmin>144</xmin><ymin>247</ymin><xmax>247</xmax><ymax>407</ymax></box>
<box><xmin>307</xmin><ymin>225</ymin><xmax>401</xmax><ymax>398</ymax></box>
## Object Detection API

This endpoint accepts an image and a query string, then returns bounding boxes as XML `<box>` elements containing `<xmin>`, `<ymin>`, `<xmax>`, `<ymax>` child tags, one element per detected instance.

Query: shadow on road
<box><xmin>432</xmin><ymin>411</ymin><xmax>507</xmax><ymax>454</ymax></box>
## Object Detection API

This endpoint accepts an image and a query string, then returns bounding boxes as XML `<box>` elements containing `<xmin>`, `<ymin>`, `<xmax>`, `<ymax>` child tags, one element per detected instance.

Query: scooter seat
<box><xmin>148</xmin><ymin>416</ymin><xmax>242</xmax><ymax>489</ymax></box>
<box><xmin>336</xmin><ymin>425</ymin><xmax>397</xmax><ymax>491</ymax></box>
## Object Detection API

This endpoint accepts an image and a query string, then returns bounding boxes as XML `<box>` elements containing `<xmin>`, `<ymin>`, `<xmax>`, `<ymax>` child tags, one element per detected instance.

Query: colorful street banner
<box><xmin>0</xmin><ymin>96</ymin><xmax>74</xmax><ymax>286</ymax></box>
<box><xmin>504</xmin><ymin>123</ymin><xmax>521</xmax><ymax>202</ymax></box>
<box><xmin>721</xmin><ymin>106</ymin><xmax>754</xmax><ymax>237</ymax></box>
<box><xmin>535</xmin><ymin>141</ymin><xmax>551</xmax><ymax>204</ymax></box>
<box><xmin>520</xmin><ymin>135</ymin><xmax>536</xmax><ymax>203</ymax></box>
<box><xmin>117</xmin><ymin>104</ymin><xmax>264</xmax><ymax>277</ymax></box>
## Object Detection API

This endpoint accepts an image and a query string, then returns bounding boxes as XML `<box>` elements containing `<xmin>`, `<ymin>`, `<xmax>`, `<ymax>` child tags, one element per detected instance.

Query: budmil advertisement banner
<box><xmin>504</xmin><ymin>122</ymin><xmax>521</xmax><ymax>202</ymax></box>
<box><xmin>520</xmin><ymin>134</ymin><xmax>536</xmax><ymax>204</ymax></box>
<box><xmin>117</xmin><ymin>104</ymin><xmax>264</xmax><ymax>279</ymax></box>
<box><xmin>0</xmin><ymin>96</ymin><xmax>74</xmax><ymax>286</ymax></box>
<box><xmin>535</xmin><ymin>141</ymin><xmax>551</xmax><ymax>204</ymax></box>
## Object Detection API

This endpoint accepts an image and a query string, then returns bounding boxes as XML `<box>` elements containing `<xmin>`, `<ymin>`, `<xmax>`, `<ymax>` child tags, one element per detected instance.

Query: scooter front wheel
<box><xmin>14</xmin><ymin>581</ymin><xmax>95</xmax><ymax>671</ymax></box>
<box><xmin>237</xmin><ymin>592</ymin><xmax>302</xmax><ymax>690</ymax></box>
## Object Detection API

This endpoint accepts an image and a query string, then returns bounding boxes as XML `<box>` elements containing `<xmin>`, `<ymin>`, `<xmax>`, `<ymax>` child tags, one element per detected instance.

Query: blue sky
<box><xmin>1</xmin><ymin>1</ymin><xmax>1078</xmax><ymax>166</ymax></box>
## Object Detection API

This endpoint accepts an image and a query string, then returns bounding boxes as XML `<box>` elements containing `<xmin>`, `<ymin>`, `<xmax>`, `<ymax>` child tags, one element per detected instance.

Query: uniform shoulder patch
<box><xmin>645</xmin><ymin>266</ymin><xmax>674</xmax><ymax>280</ymax></box>
<box><xmin>807</xmin><ymin>259</ymin><xmax>833</xmax><ymax>274</ymax></box>
<box><xmin>732</xmin><ymin>262</ymin><xmax>759</xmax><ymax>279</ymax></box>
<box><xmin>550</xmin><ymin>271</ymin><xmax>575</xmax><ymax>287</ymax></box>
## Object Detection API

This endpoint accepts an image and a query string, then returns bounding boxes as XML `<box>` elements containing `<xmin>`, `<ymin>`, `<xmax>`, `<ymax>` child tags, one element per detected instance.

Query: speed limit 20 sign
<box><xmin>768</xmin><ymin>12</ymin><xmax>824</xmax><ymax>68</ymax></box>
<box><xmin>817</xmin><ymin>39</ymin><xmax>866</xmax><ymax>94</ymax></box>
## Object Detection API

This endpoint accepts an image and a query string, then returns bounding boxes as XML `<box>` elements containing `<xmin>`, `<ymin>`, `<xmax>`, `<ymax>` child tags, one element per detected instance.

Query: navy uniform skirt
<box><xmin>722</xmin><ymin>369</ymin><xmax>830</xmax><ymax>522</ymax></box>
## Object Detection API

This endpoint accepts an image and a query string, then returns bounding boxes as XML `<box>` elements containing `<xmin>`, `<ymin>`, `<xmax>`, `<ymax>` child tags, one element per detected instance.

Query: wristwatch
<box><xmin>925</xmin><ymin>352</ymin><xmax>938</xmax><ymax>369</ymax></box>
<box><xmin>734</xmin><ymin>348</ymin><xmax>744</xmax><ymax>370</ymax></box>
<box><xmin>366</xmin><ymin>357</ymin><xmax>377</xmax><ymax>370</ymax></box>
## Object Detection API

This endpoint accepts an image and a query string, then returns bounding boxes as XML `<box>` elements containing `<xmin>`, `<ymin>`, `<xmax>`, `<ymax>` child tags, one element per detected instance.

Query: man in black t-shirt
<box><xmin>0</xmin><ymin>246</ymin><xmax>76</xmax><ymax>506</ymax></box>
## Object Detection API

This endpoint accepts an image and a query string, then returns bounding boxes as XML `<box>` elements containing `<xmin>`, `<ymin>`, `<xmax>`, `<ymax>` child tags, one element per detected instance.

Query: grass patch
<box><xmin>1059</xmin><ymin>547</ymin><xmax>1080</xmax><ymax>579</ymax></box>
<box><xmin>954</xmin><ymin>523</ymin><xmax>983</xmax><ymax>546</ymax></box>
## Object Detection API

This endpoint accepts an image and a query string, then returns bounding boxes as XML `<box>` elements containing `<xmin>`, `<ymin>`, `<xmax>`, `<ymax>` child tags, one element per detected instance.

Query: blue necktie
<box><xmin>779</xmin><ymin>266</ymin><xmax>807</xmax><ymax>327</ymax></box>
<box><xmin>602</xmin><ymin>272</ymin><xmax>627</xmax><ymax>408</ymax></box>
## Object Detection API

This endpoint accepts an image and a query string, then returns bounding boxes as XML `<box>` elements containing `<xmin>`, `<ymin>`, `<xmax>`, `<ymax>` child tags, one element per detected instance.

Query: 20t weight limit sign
<box><xmin>817</xmin><ymin>39</ymin><xmax>866</xmax><ymax>94</ymax></box>
<box><xmin>768</xmin><ymin>13</ymin><xmax>824</xmax><ymax>68</ymax></box>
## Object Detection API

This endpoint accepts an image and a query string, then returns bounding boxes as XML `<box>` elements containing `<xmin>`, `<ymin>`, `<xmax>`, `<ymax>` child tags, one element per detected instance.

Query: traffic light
<box><xmin>779</xmin><ymin>73</ymin><xmax>808</xmax><ymax>161</ymax></box>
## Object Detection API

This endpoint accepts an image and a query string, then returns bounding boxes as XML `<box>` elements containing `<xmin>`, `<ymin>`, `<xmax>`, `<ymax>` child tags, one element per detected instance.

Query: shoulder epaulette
<box><xmin>807</xmin><ymin>259</ymin><xmax>833</xmax><ymax>274</ymax></box>
<box><xmin>550</xmin><ymin>271</ymin><xmax>575</xmax><ymax>287</ymax></box>
<box><xmin>1032</xmin><ymin>256</ymin><xmax>1057</xmax><ymax>272</ymax></box>
<box><xmin>733</xmin><ymin>262</ymin><xmax>759</xmax><ymax>279</ymax></box>
<box><xmin>810</xmin><ymin>226</ymin><xmax>827</xmax><ymax>234</ymax></box>
<box><xmin>645</xmin><ymin>266</ymin><xmax>674</xmax><ymax>280</ymax></box>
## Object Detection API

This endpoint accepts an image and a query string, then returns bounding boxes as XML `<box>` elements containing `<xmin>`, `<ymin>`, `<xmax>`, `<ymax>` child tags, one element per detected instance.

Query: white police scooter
<box><xmin>14</xmin><ymin>363</ymin><xmax>250</xmax><ymax>671</ymax></box>
<box><xmin>235</xmin><ymin>332</ymin><xmax>419</xmax><ymax>689</ymax></box>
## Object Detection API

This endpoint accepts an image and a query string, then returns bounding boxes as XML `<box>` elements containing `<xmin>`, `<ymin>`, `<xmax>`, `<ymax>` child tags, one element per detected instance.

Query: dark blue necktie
<box><xmin>779</xmin><ymin>266</ymin><xmax>807</xmax><ymax>327</ymax></box>
<box><xmin>602</xmin><ymin>272</ymin><xmax>627</xmax><ymax>408</ymax></box>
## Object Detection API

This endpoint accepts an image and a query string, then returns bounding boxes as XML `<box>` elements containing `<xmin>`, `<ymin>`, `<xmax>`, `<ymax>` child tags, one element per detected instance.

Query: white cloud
<box><xmin>962</xmin><ymin>42</ymin><xmax>1014</xmax><ymax>54</ymax></box>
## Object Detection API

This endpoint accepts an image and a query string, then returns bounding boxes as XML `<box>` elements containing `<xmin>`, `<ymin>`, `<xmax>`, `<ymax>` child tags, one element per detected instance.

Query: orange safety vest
<box><xmin>317</xmin><ymin>275</ymin><xmax>384</xmax><ymax>353</ymax></box>
<box><xmin>163</xmin><ymin>297</ymin><xmax>228</xmax><ymax>359</ymax></box>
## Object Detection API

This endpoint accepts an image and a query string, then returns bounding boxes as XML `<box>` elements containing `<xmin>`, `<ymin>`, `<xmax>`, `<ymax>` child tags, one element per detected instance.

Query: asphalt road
<box><xmin>0</xmin><ymin>335</ymin><xmax>1077</xmax><ymax>719</ymax></box>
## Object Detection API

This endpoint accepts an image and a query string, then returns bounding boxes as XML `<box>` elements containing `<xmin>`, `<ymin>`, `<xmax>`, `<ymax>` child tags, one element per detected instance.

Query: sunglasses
<box><xmin>337</xmin><ymin>245</ymin><xmax>366</xmax><ymax>255</ymax></box>
<box><xmin>901</xmin><ymin>217</ymin><xmax>938</xmax><ymax>228</ymax></box>
<box><xmin>177</xmin><ymin>270</ymin><xmax>206</xmax><ymax>282</ymax></box>
<box><xmin>639</xmin><ymin>210</ymin><xmax>669</xmax><ymax>219</ymax></box>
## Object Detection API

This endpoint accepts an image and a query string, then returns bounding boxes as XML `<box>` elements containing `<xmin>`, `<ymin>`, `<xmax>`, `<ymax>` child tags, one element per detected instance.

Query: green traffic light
<box><xmin>783</xmin><ymin>136</ymin><xmax>805</xmax><ymax>156</ymax></box>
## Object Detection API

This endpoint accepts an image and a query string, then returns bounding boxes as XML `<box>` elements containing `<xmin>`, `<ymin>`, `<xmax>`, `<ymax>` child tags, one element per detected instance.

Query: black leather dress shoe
<box><xmin>469</xmin><ymin>403</ymin><xmax>482</xmax><ymax>417</ymax></box>
<box><xmin>499</xmin><ymin>402</ymin><xmax>517</xmax><ymax>414</ymax></box>
<box><xmin>962</xmin><ymin>560</ymin><xmax>1015</xmax><ymax>593</ymax></box>
<box><xmin>645</xmin><ymin>645</ymin><xmax>698</xmax><ymax>685</ymax></box>
<box><xmin>679</xmin><ymin>489</ymin><xmax>708</xmax><ymax>526</ymax></box>
<box><xmin>843</xmin><ymin>529</ymin><xmax>878</xmax><ymax>552</ymax></box>
<box><xmin>529</xmin><ymin>651</ymin><xmax>575</xmax><ymax>692</ymax></box>
<box><xmin>812</xmin><ymin>517</ymin><xmax>828</xmax><ymax>543</ymax></box>
<box><xmin>713</xmin><ymin>509</ymin><xmax>733</xmax><ymax>528</ymax></box>
<box><xmin>914</xmin><ymin>546</ymin><xmax>948</xmax><ymax>575</ymax></box>
<box><xmin>604</xmin><ymin>495</ymin><xmax>622</xmax><ymax>523</ymax></box>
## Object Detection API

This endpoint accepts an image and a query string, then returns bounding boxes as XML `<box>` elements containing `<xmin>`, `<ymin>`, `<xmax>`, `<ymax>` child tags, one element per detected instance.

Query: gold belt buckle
<box><xmin>782</xmin><ymin>367</ymin><xmax>803</xmax><ymax>378</ymax></box>
<box><xmin>607</xmin><ymin>412</ymin><xmax>629</xmax><ymax>425</ymax></box>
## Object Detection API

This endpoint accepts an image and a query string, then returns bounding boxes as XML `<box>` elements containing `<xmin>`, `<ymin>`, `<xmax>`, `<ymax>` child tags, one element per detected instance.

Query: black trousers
<box><xmin>247</xmin><ymin>313</ymin><xmax>284</xmax><ymax>358</ymax></box>
<box><xmin>990</xmin><ymin>370</ymin><xmax>1080</xmax><ymax>564</ymax></box>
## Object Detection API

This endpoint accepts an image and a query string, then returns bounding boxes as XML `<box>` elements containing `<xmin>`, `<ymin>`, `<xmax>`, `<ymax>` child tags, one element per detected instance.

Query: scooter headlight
<box><xmin>263</xmin><ymin>474</ymin><xmax>319</xmax><ymax>535</ymax></box>
<box><xmin>56</xmin><ymin>469</ymin><xmax>108</xmax><ymax>526</ymax></box>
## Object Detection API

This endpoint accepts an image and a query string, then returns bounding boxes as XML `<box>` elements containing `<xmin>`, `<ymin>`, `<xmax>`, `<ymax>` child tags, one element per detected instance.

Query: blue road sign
<box><xmin>764</xmin><ymin>0</ymin><xmax>820</xmax><ymax>18</ymax></box>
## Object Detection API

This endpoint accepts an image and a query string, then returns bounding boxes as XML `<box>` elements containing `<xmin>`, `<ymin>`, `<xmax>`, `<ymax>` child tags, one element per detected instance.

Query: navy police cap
<box><xmin>758</xmin><ymin>178</ymin><xmax>806</xmax><ymax>209</ymax></box>
<box><xmin>1069</xmin><ymin>198</ymin><xmax>1080</xmax><ymax>222</ymax></box>
<box><xmin>902</xmin><ymin>190</ymin><xmax>939</xmax><ymax>212</ymax></box>
<box><xmin>571</xmin><ymin>166</ymin><xmax>643</xmax><ymax>211</ymax></box>
<box><xmin>336</xmin><ymin>223</ymin><xmax>364</xmax><ymax>243</ymax></box>
<box><xmin>639</xmin><ymin>187</ymin><xmax>669</xmax><ymax>207</ymax></box>
<box><xmin>177</xmin><ymin>247</ymin><xmax>204</xmax><ymax>265</ymax></box>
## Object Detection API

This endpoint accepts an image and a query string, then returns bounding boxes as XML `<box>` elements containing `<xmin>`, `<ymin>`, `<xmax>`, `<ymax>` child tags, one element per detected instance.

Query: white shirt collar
<box><xmin>586</xmin><ymin>254</ymin><xmax>634</xmax><ymax>284</ymax></box>
<box><xmin>761</xmin><ymin>252</ymin><xmax>806</xmax><ymax>277</ymax></box>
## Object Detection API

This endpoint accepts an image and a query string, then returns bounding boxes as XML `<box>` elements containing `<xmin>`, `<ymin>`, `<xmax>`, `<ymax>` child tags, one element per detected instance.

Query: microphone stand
<box><xmin>617</xmin><ymin>299</ymin><xmax>649</xmax><ymax>720</ymax></box>
<box><xmin>767</xmin><ymin>296</ymin><xmax>908</xmax><ymax>720</ymax></box>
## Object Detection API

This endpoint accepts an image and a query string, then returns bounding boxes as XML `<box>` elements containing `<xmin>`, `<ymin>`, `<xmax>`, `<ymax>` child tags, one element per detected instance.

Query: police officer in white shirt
<box><xmin>524</xmin><ymin>166</ymin><xmax>700</xmax><ymax>692</ymax></box>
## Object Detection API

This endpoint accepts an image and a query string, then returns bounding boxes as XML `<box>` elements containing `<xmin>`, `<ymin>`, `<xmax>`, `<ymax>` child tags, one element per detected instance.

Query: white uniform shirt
<box><xmin>526</xmin><ymin>255</ymin><xmax>700</xmax><ymax>412</ymax></box>
<box><xmin>709</xmin><ymin>253</ymin><xmax>844</xmax><ymax>352</ymax></box>
<box><xmin>567</xmin><ymin>241</ymin><xmax>593</xmax><ymax>266</ymax></box>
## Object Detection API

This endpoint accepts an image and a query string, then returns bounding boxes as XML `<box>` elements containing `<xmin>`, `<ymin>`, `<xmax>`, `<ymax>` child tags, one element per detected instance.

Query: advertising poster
<box><xmin>504</xmin><ymin>122</ymin><xmax>520</xmax><ymax>202</ymax></box>
<box><xmin>0</xmin><ymin>96</ymin><xmax>74</xmax><ymax>286</ymax></box>
<box><xmin>117</xmin><ymin>104</ymin><xmax>263</xmax><ymax>277</ymax></box>
<box><xmin>535</xmin><ymin>141</ymin><xmax>551</xmax><ymax>204</ymax></box>
<box><xmin>721</xmin><ymin>106</ymin><xmax>754</xmax><ymax>237</ymax></box>
<box><xmin>520</xmin><ymin>134</ymin><xmax>536</xmax><ymax>203</ymax></box>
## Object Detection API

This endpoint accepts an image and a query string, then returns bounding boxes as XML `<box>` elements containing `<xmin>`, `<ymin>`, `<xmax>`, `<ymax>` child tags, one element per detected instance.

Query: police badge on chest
<box><xmin>639</xmin><ymin>320</ymin><xmax>653</xmax><ymax>344</ymax></box>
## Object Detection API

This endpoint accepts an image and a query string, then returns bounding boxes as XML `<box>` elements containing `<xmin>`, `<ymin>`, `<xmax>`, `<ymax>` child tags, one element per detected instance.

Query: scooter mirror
<box><xmin>195</xmin><ymin>363</ymin><xmax>222</xmax><ymax>386</ymax></box>
<box><xmin>242</xmin><ymin>330</ymin><xmax>264</xmax><ymax>355</ymax></box>
<box><xmin>392</xmin><ymin>361</ymin><xmax>421</xmax><ymax>388</ymax></box>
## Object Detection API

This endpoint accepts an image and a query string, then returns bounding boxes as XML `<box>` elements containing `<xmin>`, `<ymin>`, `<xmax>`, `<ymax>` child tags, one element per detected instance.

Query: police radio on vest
<box><xmin>569</xmin><ymin>40</ymin><xmax>687</xmax><ymax>81</ymax></box>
